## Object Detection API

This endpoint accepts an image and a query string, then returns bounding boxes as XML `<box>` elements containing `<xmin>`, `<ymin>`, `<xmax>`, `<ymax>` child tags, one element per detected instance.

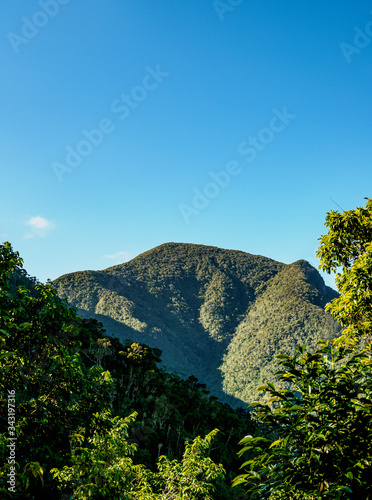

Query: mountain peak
<box><xmin>53</xmin><ymin>243</ymin><xmax>340</xmax><ymax>406</ymax></box>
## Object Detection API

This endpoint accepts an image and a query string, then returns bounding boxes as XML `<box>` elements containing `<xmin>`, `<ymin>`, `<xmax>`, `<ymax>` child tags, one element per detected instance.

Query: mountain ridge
<box><xmin>52</xmin><ymin>242</ymin><xmax>340</xmax><ymax>406</ymax></box>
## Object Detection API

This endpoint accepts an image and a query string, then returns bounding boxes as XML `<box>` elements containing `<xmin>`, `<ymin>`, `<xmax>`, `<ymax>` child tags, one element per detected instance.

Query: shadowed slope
<box><xmin>53</xmin><ymin>243</ymin><xmax>340</xmax><ymax>405</ymax></box>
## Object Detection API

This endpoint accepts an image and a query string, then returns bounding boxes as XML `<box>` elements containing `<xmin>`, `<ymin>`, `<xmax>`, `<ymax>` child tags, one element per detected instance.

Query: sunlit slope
<box><xmin>220</xmin><ymin>260</ymin><xmax>341</xmax><ymax>402</ymax></box>
<box><xmin>53</xmin><ymin>243</ymin><xmax>340</xmax><ymax>405</ymax></box>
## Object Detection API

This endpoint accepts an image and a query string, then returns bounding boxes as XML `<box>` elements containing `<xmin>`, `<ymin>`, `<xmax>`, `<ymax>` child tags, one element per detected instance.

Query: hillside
<box><xmin>0</xmin><ymin>241</ymin><xmax>255</xmax><ymax>499</ymax></box>
<box><xmin>52</xmin><ymin>243</ymin><xmax>341</xmax><ymax>405</ymax></box>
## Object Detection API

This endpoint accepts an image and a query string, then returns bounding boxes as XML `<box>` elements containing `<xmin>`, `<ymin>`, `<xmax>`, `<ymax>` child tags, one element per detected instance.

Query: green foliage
<box><xmin>317</xmin><ymin>197</ymin><xmax>372</xmax><ymax>341</ymax></box>
<box><xmin>0</xmin><ymin>242</ymin><xmax>23</xmax><ymax>288</ymax></box>
<box><xmin>52</xmin><ymin>410</ymin><xmax>224</xmax><ymax>499</ymax></box>
<box><xmin>51</xmin><ymin>410</ymin><xmax>147</xmax><ymax>499</ymax></box>
<box><xmin>154</xmin><ymin>428</ymin><xmax>225</xmax><ymax>499</ymax></box>
<box><xmin>0</xmin><ymin>244</ymin><xmax>114</xmax><ymax>498</ymax></box>
<box><xmin>234</xmin><ymin>341</ymin><xmax>372</xmax><ymax>499</ymax></box>
<box><xmin>0</xmin><ymin>242</ymin><xmax>252</xmax><ymax>499</ymax></box>
<box><xmin>124</xmin><ymin>341</ymin><xmax>162</xmax><ymax>368</ymax></box>
<box><xmin>220</xmin><ymin>260</ymin><xmax>340</xmax><ymax>403</ymax></box>
<box><xmin>235</xmin><ymin>199</ymin><xmax>372</xmax><ymax>498</ymax></box>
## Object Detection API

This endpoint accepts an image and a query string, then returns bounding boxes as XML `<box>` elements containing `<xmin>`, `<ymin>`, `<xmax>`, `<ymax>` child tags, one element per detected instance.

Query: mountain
<box><xmin>52</xmin><ymin>243</ymin><xmax>341</xmax><ymax>406</ymax></box>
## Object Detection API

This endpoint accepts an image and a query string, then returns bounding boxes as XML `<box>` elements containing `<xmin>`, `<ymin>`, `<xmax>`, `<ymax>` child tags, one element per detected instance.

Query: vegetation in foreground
<box><xmin>0</xmin><ymin>197</ymin><xmax>371</xmax><ymax>498</ymax></box>
<box><xmin>0</xmin><ymin>241</ymin><xmax>253</xmax><ymax>499</ymax></box>
<box><xmin>234</xmin><ymin>197</ymin><xmax>372</xmax><ymax>498</ymax></box>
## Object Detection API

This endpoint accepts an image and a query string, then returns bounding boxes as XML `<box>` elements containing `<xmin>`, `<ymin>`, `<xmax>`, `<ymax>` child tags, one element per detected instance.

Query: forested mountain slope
<box><xmin>53</xmin><ymin>243</ymin><xmax>341</xmax><ymax>405</ymax></box>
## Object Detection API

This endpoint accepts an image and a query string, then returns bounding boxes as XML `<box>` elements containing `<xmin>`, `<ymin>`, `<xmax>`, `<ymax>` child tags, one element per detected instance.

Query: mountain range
<box><xmin>52</xmin><ymin>243</ymin><xmax>341</xmax><ymax>406</ymax></box>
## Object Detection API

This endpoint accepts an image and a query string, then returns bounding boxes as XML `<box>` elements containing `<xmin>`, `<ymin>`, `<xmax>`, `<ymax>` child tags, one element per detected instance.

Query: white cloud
<box><xmin>104</xmin><ymin>251</ymin><xmax>131</xmax><ymax>262</ymax></box>
<box><xmin>26</xmin><ymin>216</ymin><xmax>55</xmax><ymax>238</ymax></box>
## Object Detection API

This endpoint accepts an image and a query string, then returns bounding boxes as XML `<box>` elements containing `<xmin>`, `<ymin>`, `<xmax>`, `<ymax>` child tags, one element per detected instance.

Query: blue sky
<box><xmin>1</xmin><ymin>1</ymin><xmax>372</xmax><ymax>288</ymax></box>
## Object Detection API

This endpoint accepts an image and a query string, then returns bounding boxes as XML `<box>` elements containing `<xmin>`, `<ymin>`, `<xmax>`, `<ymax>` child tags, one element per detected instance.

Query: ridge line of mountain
<box><xmin>52</xmin><ymin>242</ymin><xmax>340</xmax><ymax>406</ymax></box>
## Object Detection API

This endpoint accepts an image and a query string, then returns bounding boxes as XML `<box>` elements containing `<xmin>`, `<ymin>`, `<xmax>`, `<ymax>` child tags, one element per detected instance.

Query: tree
<box><xmin>316</xmin><ymin>197</ymin><xmax>372</xmax><ymax>342</ymax></box>
<box><xmin>233</xmin><ymin>341</ymin><xmax>372</xmax><ymax>499</ymax></box>
<box><xmin>51</xmin><ymin>411</ymin><xmax>149</xmax><ymax>499</ymax></box>
<box><xmin>0</xmin><ymin>243</ymin><xmax>114</xmax><ymax>498</ymax></box>
<box><xmin>234</xmin><ymin>198</ymin><xmax>372</xmax><ymax>498</ymax></box>
<box><xmin>51</xmin><ymin>410</ymin><xmax>225</xmax><ymax>499</ymax></box>
<box><xmin>154</xmin><ymin>428</ymin><xmax>225</xmax><ymax>499</ymax></box>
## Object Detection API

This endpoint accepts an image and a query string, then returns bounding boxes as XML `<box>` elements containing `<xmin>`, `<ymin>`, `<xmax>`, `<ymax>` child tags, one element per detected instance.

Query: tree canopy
<box><xmin>317</xmin><ymin>197</ymin><xmax>372</xmax><ymax>342</ymax></box>
<box><xmin>234</xmin><ymin>341</ymin><xmax>372</xmax><ymax>498</ymax></box>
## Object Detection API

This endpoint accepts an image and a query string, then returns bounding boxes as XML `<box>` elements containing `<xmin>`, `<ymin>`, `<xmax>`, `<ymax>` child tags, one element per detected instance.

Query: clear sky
<box><xmin>1</xmin><ymin>1</ymin><xmax>372</xmax><ymax>288</ymax></box>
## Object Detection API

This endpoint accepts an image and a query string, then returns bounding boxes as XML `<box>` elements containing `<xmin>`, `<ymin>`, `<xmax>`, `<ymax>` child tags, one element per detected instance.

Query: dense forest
<box><xmin>0</xmin><ymin>245</ymin><xmax>255</xmax><ymax>498</ymax></box>
<box><xmin>52</xmin><ymin>243</ymin><xmax>340</xmax><ymax>406</ymax></box>
<box><xmin>1</xmin><ymin>198</ymin><xmax>372</xmax><ymax>498</ymax></box>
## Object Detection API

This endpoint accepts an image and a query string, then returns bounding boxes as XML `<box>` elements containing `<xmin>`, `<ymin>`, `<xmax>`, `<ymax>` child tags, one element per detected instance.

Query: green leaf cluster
<box><xmin>51</xmin><ymin>410</ymin><xmax>224</xmax><ymax>499</ymax></box>
<box><xmin>234</xmin><ymin>341</ymin><xmax>372</xmax><ymax>498</ymax></box>
<box><xmin>317</xmin><ymin>197</ymin><xmax>372</xmax><ymax>341</ymax></box>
